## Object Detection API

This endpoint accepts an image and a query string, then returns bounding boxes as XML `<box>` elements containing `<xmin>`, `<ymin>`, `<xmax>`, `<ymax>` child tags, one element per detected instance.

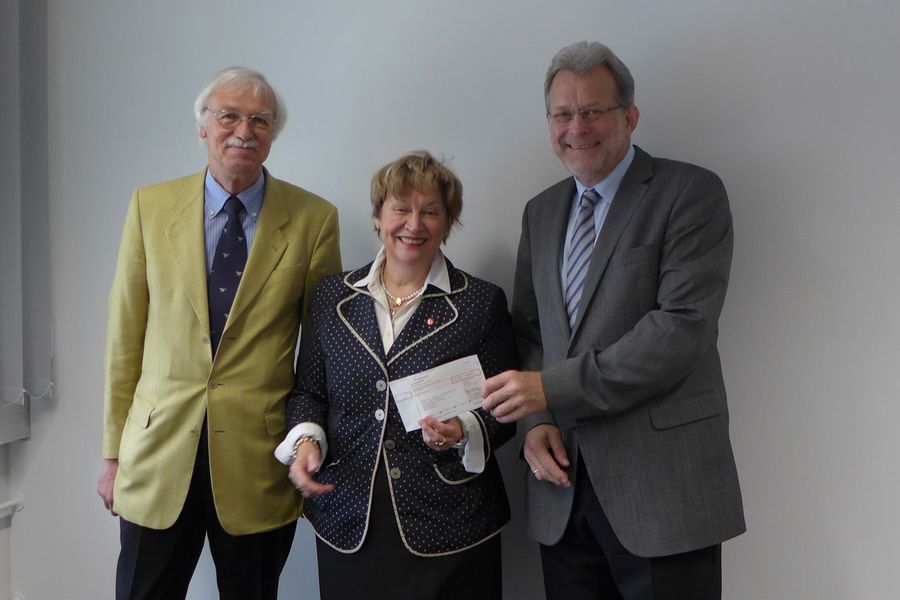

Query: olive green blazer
<box><xmin>103</xmin><ymin>170</ymin><xmax>341</xmax><ymax>534</ymax></box>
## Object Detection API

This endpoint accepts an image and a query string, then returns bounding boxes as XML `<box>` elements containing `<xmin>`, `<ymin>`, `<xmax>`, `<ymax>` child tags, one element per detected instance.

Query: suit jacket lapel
<box><xmin>165</xmin><ymin>172</ymin><xmax>210</xmax><ymax>334</ymax></box>
<box><xmin>542</xmin><ymin>179</ymin><xmax>577</xmax><ymax>338</ymax></box>
<box><xmin>570</xmin><ymin>147</ymin><xmax>653</xmax><ymax>336</ymax></box>
<box><xmin>224</xmin><ymin>173</ymin><xmax>289</xmax><ymax>333</ymax></box>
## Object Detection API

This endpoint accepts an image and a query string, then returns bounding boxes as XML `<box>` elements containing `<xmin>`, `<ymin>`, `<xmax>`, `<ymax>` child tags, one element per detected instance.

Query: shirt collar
<box><xmin>352</xmin><ymin>246</ymin><xmax>451</xmax><ymax>293</ymax></box>
<box><xmin>574</xmin><ymin>144</ymin><xmax>635</xmax><ymax>202</ymax></box>
<box><xmin>204</xmin><ymin>169</ymin><xmax>265</xmax><ymax>219</ymax></box>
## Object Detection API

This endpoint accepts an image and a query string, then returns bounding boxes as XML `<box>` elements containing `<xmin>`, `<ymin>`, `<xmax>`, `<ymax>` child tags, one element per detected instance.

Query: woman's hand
<box><xmin>288</xmin><ymin>442</ymin><xmax>334</xmax><ymax>498</ymax></box>
<box><xmin>419</xmin><ymin>416</ymin><xmax>464</xmax><ymax>452</ymax></box>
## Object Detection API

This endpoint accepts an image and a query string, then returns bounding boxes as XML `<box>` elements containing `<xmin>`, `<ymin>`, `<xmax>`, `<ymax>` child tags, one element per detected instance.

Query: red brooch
<box><xmin>426</xmin><ymin>317</ymin><xmax>436</xmax><ymax>326</ymax></box>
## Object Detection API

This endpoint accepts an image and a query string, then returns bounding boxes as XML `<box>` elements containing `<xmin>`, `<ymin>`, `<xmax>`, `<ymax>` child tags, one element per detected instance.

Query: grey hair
<box><xmin>193</xmin><ymin>67</ymin><xmax>288</xmax><ymax>139</ymax></box>
<box><xmin>544</xmin><ymin>42</ymin><xmax>635</xmax><ymax>112</ymax></box>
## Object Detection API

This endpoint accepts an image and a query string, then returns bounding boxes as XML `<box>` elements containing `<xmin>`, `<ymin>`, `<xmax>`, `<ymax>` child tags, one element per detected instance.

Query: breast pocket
<box><xmin>263</xmin><ymin>262</ymin><xmax>308</xmax><ymax>305</ymax></box>
<box><xmin>267</xmin><ymin>262</ymin><xmax>308</xmax><ymax>287</ymax></box>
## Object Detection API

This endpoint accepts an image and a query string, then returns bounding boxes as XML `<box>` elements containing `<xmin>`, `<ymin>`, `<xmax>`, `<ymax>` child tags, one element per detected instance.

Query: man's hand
<box><xmin>97</xmin><ymin>458</ymin><xmax>119</xmax><ymax>516</ymax></box>
<box><xmin>524</xmin><ymin>424</ymin><xmax>571</xmax><ymax>487</ymax></box>
<box><xmin>482</xmin><ymin>370</ymin><xmax>547</xmax><ymax>423</ymax></box>
<box><xmin>288</xmin><ymin>443</ymin><xmax>334</xmax><ymax>499</ymax></box>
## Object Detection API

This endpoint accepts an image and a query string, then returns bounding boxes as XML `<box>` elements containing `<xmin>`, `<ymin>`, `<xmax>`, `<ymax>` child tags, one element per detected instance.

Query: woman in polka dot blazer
<box><xmin>276</xmin><ymin>151</ymin><xmax>518</xmax><ymax>599</ymax></box>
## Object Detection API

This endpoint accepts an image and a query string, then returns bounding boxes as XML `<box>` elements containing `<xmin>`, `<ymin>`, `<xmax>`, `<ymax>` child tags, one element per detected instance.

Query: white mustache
<box><xmin>225</xmin><ymin>136</ymin><xmax>259</xmax><ymax>149</ymax></box>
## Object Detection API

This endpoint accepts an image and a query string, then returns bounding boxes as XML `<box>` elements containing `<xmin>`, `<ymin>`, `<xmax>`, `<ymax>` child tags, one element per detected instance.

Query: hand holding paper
<box><xmin>389</xmin><ymin>355</ymin><xmax>485</xmax><ymax>432</ymax></box>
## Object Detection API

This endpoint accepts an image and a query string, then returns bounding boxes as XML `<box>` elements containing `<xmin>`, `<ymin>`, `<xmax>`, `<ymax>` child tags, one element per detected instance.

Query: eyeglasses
<box><xmin>208</xmin><ymin>108</ymin><xmax>275</xmax><ymax>131</ymax></box>
<box><xmin>548</xmin><ymin>105</ymin><xmax>624</xmax><ymax>124</ymax></box>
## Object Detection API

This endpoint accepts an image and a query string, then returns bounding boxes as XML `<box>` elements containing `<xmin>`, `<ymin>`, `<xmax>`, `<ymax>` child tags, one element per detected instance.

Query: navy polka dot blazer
<box><xmin>286</xmin><ymin>258</ymin><xmax>518</xmax><ymax>556</ymax></box>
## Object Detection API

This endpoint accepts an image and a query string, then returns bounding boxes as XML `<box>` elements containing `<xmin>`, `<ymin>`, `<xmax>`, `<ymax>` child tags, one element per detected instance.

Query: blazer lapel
<box><xmin>541</xmin><ymin>179</ymin><xmax>578</xmax><ymax>338</ymax></box>
<box><xmin>387</xmin><ymin>290</ymin><xmax>459</xmax><ymax>366</ymax></box>
<box><xmin>386</xmin><ymin>263</ymin><xmax>466</xmax><ymax>366</ymax></box>
<box><xmin>165</xmin><ymin>173</ymin><xmax>210</xmax><ymax>334</ymax></box>
<box><xmin>332</xmin><ymin>262</ymin><xmax>463</xmax><ymax>371</ymax></box>
<box><xmin>337</xmin><ymin>273</ymin><xmax>388</xmax><ymax>369</ymax></box>
<box><xmin>570</xmin><ymin>148</ymin><xmax>653</xmax><ymax>336</ymax></box>
<box><xmin>224</xmin><ymin>174</ymin><xmax>289</xmax><ymax>333</ymax></box>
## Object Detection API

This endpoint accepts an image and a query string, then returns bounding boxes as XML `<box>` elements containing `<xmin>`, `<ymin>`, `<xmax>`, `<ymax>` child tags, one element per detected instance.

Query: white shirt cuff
<box><xmin>274</xmin><ymin>422</ymin><xmax>328</xmax><ymax>465</ymax></box>
<box><xmin>457</xmin><ymin>411</ymin><xmax>486</xmax><ymax>473</ymax></box>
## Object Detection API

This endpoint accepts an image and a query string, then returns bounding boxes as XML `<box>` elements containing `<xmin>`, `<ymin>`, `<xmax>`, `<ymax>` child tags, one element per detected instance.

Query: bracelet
<box><xmin>289</xmin><ymin>435</ymin><xmax>320</xmax><ymax>464</ymax></box>
<box><xmin>451</xmin><ymin>431</ymin><xmax>467</xmax><ymax>449</ymax></box>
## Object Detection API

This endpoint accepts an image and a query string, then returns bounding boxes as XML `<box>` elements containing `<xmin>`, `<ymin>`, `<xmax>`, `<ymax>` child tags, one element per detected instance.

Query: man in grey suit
<box><xmin>482</xmin><ymin>41</ymin><xmax>745</xmax><ymax>599</ymax></box>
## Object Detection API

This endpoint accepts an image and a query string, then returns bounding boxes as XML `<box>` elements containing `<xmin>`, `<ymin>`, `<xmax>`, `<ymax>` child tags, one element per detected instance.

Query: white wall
<box><xmin>6</xmin><ymin>0</ymin><xmax>900</xmax><ymax>598</ymax></box>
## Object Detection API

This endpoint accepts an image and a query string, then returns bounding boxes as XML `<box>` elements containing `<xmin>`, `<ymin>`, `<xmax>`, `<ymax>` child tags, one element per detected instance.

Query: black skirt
<box><xmin>315</xmin><ymin>459</ymin><xmax>502</xmax><ymax>600</ymax></box>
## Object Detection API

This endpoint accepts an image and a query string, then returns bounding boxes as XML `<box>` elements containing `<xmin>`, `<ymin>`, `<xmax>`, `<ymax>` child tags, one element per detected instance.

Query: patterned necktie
<box><xmin>564</xmin><ymin>188</ymin><xmax>601</xmax><ymax>329</ymax></box>
<box><xmin>208</xmin><ymin>196</ymin><xmax>247</xmax><ymax>354</ymax></box>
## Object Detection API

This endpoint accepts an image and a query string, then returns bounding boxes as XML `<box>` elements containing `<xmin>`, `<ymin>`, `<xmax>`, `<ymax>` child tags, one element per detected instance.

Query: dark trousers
<box><xmin>115</xmin><ymin>429</ymin><xmax>296</xmax><ymax>600</ymax></box>
<box><xmin>540</xmin><ymin>455</ymin><xmax>721</xmax><ymax>600</ymax></box>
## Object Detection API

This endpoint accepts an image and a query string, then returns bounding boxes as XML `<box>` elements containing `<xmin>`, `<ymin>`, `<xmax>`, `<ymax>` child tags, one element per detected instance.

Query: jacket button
<box><xmin>201</xmin><ymin>336</ymin><xmax>210</xmax><ymax>345</ymax></box>
<box><xmin>389</xmin><ymin>467</ymin><xmax>401</xmax><ymax>480</ymax></box>
<box><xmin>208</xmin><ymin>381</ymin><xmax>218</xmax><ymax>389</ymax></box>
<box><xmin>375</xmin><ymin>380</ymin><xmax>387</xmax><ymax>391</ymax></box>
<box><xmin>374</xmin><ymin>409</ymin><xmax>385</xmax><ymax>421</ymax></box>
<box><xmin>383</xmin><ymin>439</ymin><xmax>396</xmax><ymax>450</ymax></box>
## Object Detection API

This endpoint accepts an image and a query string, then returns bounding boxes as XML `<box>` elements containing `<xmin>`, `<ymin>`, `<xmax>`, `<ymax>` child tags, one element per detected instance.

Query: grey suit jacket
<box><xmin>514</xmin><ymin>146</ymin><xmax>745</xmax><ymax>557</ymax></box>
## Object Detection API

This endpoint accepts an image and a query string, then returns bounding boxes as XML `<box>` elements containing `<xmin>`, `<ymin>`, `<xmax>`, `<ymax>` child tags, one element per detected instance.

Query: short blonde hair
<box><xmin>370</xmin><ymin>151</ymin><xmax>463</xmax><ymax>240</ymax></box>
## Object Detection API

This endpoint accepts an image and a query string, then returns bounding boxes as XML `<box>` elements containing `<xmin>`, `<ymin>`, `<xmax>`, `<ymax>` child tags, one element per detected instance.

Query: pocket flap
<box><xmin>265</xmin><ymin>410</ymin><xmax>286</xmax><ymax>436</ymax></box>
<box><xmin>650</xmin><ymin>392</ymin><xmax>721</xmax><ymax>430</ymax></box>
<box><xmin>128</xmin><ymin>396</ymin><xmax>154</xmax><ymax>429</ymax></box>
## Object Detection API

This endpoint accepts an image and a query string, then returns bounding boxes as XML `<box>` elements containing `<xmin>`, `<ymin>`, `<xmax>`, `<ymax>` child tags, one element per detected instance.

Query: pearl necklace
<box><xmin>380</xmin><ymin>264</ymin><xmax>426</xmax><ymax>315</ymax></box>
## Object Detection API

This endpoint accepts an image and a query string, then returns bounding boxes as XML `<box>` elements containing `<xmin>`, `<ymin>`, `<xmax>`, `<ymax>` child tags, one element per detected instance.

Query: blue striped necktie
<box><xmin>564</xmin><ymin>188</ymin><xmax>601</xmax><ymax>329</ymax></box>
<box><xmin>207</xmin><ymin>196</ymin><xmax>247</xmax><ymax>354</ymax></box>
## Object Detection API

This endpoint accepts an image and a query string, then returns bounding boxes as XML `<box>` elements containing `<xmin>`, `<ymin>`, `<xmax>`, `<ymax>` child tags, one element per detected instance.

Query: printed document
<box><xmin>390</xmin><ymin>355</ymin><xmax>485</xmax><ymax>432</ymax></box>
